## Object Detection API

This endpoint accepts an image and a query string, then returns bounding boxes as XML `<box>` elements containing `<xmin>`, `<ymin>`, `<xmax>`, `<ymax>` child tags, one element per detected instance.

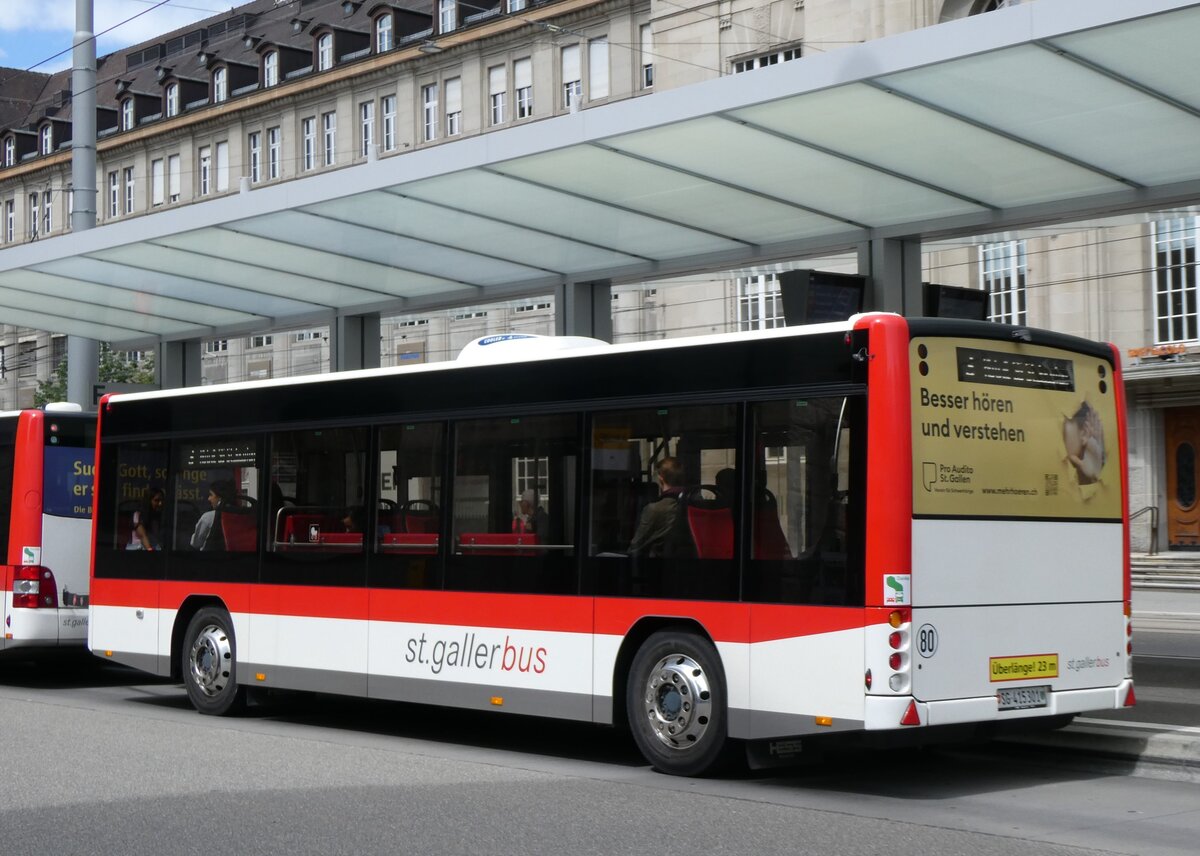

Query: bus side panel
<box><xmin>89</xmin><ymin>578</ymin><xmax>164</xmax><ymax>675</ymax></box>
<box><xmin>9</xmin><ymin>412</ymin><xmax>43</xmax><ymax>566</ymax></box>
<box><xmin>41</xmin><ymin>514</ymin><xmax>90</xmax><ymax>642</ymax></box>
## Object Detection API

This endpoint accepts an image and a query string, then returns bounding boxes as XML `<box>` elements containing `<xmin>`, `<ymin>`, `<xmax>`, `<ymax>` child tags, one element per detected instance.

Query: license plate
<box><xmin>997</xmin><ymin>685</ymin><xmax>1049</xmax><ymax>710</ymax></box>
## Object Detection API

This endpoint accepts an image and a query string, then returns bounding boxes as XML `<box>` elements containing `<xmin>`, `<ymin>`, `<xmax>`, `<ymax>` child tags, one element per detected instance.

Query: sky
<box><xmin>0</xmin><ymin>0</ymin><xmax>232</xmax><ymax>73</ymax></box>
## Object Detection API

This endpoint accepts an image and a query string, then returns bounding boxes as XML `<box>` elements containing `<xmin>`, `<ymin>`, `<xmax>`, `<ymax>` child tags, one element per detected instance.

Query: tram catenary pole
<box><xmin>67</xmin><ymin>0</ymin><xmax>99</xmax><ymax>409</ymax></box>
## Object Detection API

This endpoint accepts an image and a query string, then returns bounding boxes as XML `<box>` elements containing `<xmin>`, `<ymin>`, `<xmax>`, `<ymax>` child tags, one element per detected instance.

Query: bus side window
<box><xmin>109</xmin><ymin>441</ymin><xmax>169</xmax><ymax>552</ymax></box>
<box><xmin>452</xmin><ymin>414</ymin><xmax>576</xmax><ymax>555</ymax></box>
<box><xmin>173</xmin><ymin>437</ymin><xmax>261</xmax><ymax>554</ymax></box>
<box><xmin>269</xmin><ymin>428</ymin><xmax>367</xmax><ymax>556</ymax></box>
<box><xmin>376</xmin><ymin>421</ymin><xmax>444</xmax><ymax>587</ymax></box>
<box><xmin>745</xmin><ymin>396</ymin><xmax>864</xmax><ymax>607</ymax></box>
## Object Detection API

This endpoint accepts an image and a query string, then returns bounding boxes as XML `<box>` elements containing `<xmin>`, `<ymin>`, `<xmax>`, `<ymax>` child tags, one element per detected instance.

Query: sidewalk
<box><xmin>1001</xmin><ymin>717</ymin><xmax>1200</xmax><ymax>782</ymax></box>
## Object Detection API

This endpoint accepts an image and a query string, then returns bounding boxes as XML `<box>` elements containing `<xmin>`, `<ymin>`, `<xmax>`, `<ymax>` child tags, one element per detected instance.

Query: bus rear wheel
<box><xmin>182</xmin><ymin>607</ymin><xmax>245</xmax><ymax>715</ymax></box>
<box><xmin>626</xmin><ymin>630</ymin><xmax>729</xmax><ymax>776</ymax></box>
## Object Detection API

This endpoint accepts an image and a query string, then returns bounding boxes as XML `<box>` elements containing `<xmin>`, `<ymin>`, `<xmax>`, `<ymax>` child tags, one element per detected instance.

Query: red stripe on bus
<box><xmin>93</xmin><ymin>578</ymin><xmax>871</xmax><ymax>642</ymax></box>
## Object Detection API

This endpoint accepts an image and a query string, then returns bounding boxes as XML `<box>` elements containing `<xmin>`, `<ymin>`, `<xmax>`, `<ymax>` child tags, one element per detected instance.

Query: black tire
<box><xmin>626</xmin><ymin>630</ymin><xmax>730</xmax><ymax>776</ymax></box>
<box><xmin>181</xmin><ymin>607</ymin><xmax>246</xmax><ymax>715</ymax></box>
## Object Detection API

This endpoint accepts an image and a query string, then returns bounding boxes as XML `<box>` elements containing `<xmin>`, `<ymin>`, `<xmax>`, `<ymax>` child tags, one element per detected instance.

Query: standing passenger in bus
<box><xmin>628</xmin><ymin>457</ymin><xmax>687</xmax><ymax>557</ymax></box>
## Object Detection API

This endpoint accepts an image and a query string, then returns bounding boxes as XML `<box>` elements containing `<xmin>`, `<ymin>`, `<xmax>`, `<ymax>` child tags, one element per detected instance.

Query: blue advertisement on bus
<box><xmin>43</xmin><ymin>445</ymin><xmax>95</xmax><ymax>518</ymax></box>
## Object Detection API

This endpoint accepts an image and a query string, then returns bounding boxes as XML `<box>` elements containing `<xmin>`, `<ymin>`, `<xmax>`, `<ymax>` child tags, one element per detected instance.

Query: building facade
<box><xmin>0</xmin><ymin>0</ymin><xmax>1193</xmax><ymax>550</ymax></box>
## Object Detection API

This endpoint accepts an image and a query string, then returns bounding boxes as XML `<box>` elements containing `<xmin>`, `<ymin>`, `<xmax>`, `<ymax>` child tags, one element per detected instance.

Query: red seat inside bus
<box><xmin>681</xmin><ymin>486</ymin><xmax>733</xmax><ymax>559</ymax></box>
<box><xmin>457</xmin><ymin>532</ymin><xmax>540</xmax><ymax>555</ymax></box>
<box><xmin>279</xmin><ymin>511</ymin><xmax>342</xmax><ymax>544</ymax></box>
<box><xmin>753</xmin><ymin>489</ymin><xmax>792</xmax><ymax>560</ymax></box>
<box><xmin>220</xmin><ymin>508</ymin><xmax>258</xmax><ymax>552</ymax></box>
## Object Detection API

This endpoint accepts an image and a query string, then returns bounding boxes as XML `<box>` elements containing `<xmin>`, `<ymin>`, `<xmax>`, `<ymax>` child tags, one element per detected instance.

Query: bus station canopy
<box><xmin>2</xmin><ymin>0</ymin><xmax>1200</xmax><ymax>347</ymax></box>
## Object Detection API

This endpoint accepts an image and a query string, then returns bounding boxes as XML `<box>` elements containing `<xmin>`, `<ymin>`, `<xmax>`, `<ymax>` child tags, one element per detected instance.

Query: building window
<box><xmin>445</xmin><ymin>77</ymin><xmax>461</xmax><ymax>137</ymax></box>
<box><xmin>107</xmin><ymin>172</ymin><xmax>118</xmax><ymax>218</ymax></box>
<box><xmin>736</xmin><ymin>275</ymin><xmax>785</xmax><ymax>331</ymax></box>
<box><xmin>1154</xmin><ymin>218</ymin><xmax>1199</xmax><ymax>343</ymax></box>
<box><xmin>640</xmin><ymin>24</ymin><xmax>654</xmax><ymax>89</ymax></box>
<box><xmin>268</xmin><ymin>127</ymin><xmax>280</xmax><ymax>180</ymax></box>
<box><xmin>382</xmin><ymin>95</ymin><xmax>396</xmax><ymax>151</ymax></box>
<box><xmin>264</xmin><ymin>50</ymin><xmax>279</xmax><ymax>87</ymax></box>
<box><xmin>359</xmin><ymin>101</ymin><xmax>374</xmax><ymax>157</ymax></box>
<box><xmin>589</xmin><ymin>38</ymin><xmax>609</xmax><ymax>101</ymax></box>
<box><xmin>4</xmin><ymin>200</ymin><xmax>14</xmax><ymax>242</ymax></box>
<box><xmin>205</xmin><ymin>339</ymin><xmax>228</xmax><ymax>353</ymax></box>
<box><xmin>302</xmin><ymin>117</ymin><xmax>316</xmax><ymax>170</ymax></box>
<box><xmin>151</xmin><ymin>158</ymin><xmax>164</xmax><ymax>205</ymax></box>
<box><xmin>980</xmin><ymin>240</ymin><xmax>1027</xmax><ymax>325</ymax></box>
<box><xmin>422</xmin><ymin>83</ymin><xmax>438</xmax><ymax>142</ymax></box>
<box><xmin>40</xmin><ymin>125</ymin><xmax>53</xmax><ymax>155</ymax></box>
<box><xmin>42</xmin><ymin>189</ymin><xmax>52</xmax><ymax>234</ymax></box>
<box><xmin>733</xmin><ymin>47</ymin><xmax>801</xmax><ymax>74</ymax></box>
<box><xmin>199</xmin><ymin>146</ymin><xmax>211</xmax><ymax>195</ymax></box>
<box><xmin>216</xmin><ymin>141</ymin><xmax>229</xmax><ymax>192</ymax></box>
<box><xmin>123</xmin><ymin>167</ymin><xmax>134</xmax><ymax>214</ymax></box>
<box><xmin>250</xmin><ymin>335</ymin><xmax>273</xmax><ymax>348</ymax></box>
<box><xmin>322</xmin><ymin>111</ymin><xmax>337</xmax><ymax>166</ymax></box>
<box><xmin>515</xmin><ymin>57</ymin><xmax>532</xmax><ymax>118</ymax></box>
<box><xmin>489</xmin><ymin>65</ymin><xmax>506</xmax><ymax>125</ymax></box>
<box><xmin>121</xmin><ymin>98</ymin><xmax>135</xmax><ymax>130</ymax></box>
<box><xmin>165</xmin><ymin>83</ymin><xmax>179</xmax><ymax>117</ymax></box>
<box><xmin>439</xmin><ymin>0</ymin><xmax>456</xmax><ymax>33</ymax></box>
<box><xmin>168</xmin><ymin>154</ymin><xmax>180</xmax><ymax>202</ymax></box>
<box><xmin>376</xmin><ymin>14</ymin><xmax>393</xmax><ymax>52</ymax></box>
<box><xmin>3</xmin><ymin>136</ymin><xmax>13</xmax><ymax>167</ymax></box>
<box><xmin>561</xmin><ymin>44</ymin><xmax>581</xmax><ymax>109</ymax></box>
<box><xmin>248</xmin><ymin>131</ymin><xmax>261</xmax><ymax>182</ymax></box>
<box><xmin>317</xmin><ymin>33</ymin><xmax>334</xmax><ymax>71</ymax></box>
<box><xmin>508</xmin><ymin>0</ymin><xmax>526</xmax><ymax>10</ymax></box>
<box><xmin>213</xmin><ymin>67</ymin><xmax>228</xmax><ymax>103</ymax></box>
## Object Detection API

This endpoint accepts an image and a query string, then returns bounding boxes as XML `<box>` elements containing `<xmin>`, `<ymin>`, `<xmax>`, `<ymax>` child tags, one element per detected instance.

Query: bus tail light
<box><xmin>884</xmin><ymin>610</ymin><xmax>911</xmax><ymax>694</ymax></box>
<box><xmin>12</xmin><ymin>566</ymin><xmax>58</xmax><ymax>609</ymax></box>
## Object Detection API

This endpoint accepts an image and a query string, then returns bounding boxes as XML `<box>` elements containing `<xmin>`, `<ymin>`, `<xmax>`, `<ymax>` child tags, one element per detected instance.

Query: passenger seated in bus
<box><xmin>714</xmin><ymin>468</ymin><xmax>736</xmax><ymax>505</ymax></box>
<box><xmin>130</xmin><ymin>486</ymin><xmax>165</xmax><ymax>551</ymax></box>
<box><xmin>513</xmin><ymin>489</ymin><xmax>549</xmax><ymax>536</ymax></box>
<box><xmin>628</xmin><ymin>457</ymin><xmax>688</xmax><ymax>557</ymax></box>
<box><xmin>191</xmin><ymin>480</ymin><xmax>235</xmax><ymax>550</ymax></box>
<box><xmin>342</xmin><ymin>505</ymin><xmax>366</xmax><ymax>533</ymax></box>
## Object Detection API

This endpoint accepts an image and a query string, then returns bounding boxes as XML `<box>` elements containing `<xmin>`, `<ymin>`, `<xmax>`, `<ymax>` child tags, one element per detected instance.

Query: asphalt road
<box><xmin>1</xmin><ymin>656</ymin><xmax>1199</xmax><ymax>856</ymax></box>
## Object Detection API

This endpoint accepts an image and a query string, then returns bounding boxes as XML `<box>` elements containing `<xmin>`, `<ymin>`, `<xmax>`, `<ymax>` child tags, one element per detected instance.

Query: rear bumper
<box><xmin>2</xmin><ymin>605</ymin><xmax>89</xmax><ymax>650</ymax></box>
<box><xmin>864</xmin><ymin>680</ymin><xmax>1132</xmax><ymax>729</ymax></box>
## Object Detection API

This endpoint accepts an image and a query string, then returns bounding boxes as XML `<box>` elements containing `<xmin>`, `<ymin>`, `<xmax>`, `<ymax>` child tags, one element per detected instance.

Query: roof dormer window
<box><xmin>439</xmin><ymin>0</ymin><xmax>456</xmax><ymax>34</ymax></box>
<box><xmin>3</xmin><ymin>135</ymin><xmax>15</xmax><ymax>167</ymax></box>
<box><xmin>213</xmin><ymin>67</ymin><xmax>228</xmax><ymax>103</ymax></box>
<box><xmin>121</xmin><ymin>98</ymin><xmax>135</xmax><ymax>130</ymax></box>
<box><xmin>165</xmin><ymin>82</ymin><xmax>180</xmax><ymax>117</ymax></box>
<box><xmin>39</xmin><ymin>124</ymin><xmax>53</xmax><ymax>155</ymax></box>
<box><xmin>375</xmin><ymin>13</ymin><xmax>393</xmax><ymax>52</ymax></box>
<box><xmin>317</xmin><ymin>33</ymin><xmax>333</xmax><ymax>71</ymax></box>
<box><xmin>263</xmin><ymin>50</ymin><xmax>279</xmax><ymax>87</ymax></box>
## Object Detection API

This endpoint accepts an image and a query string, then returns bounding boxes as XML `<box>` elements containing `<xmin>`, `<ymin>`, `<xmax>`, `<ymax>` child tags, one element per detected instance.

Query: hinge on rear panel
<box><xmin>852</xmin><ymin>348</ymin><xmax>873</xmax><ymax>363</ymax></box>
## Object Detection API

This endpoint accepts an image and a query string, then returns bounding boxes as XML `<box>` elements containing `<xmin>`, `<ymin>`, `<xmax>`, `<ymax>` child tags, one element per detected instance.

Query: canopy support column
<box><xmin>159</xmin><ymin>340</ymin><xmax>202</xmax><ymax>389</ymax></box>
<box><xmin>332</xmin><ymin>313</ymin><xmax>381</xmax><ymax>371</ymax></box>
<box><xmin>859</xmin><ymin>238</ymin><xmax>923</xmax><ymax>315</ymax></box>
<box><xmin>555</xmin><ymin>280</ymin><xmax>613</xmax><ymax>341</ymax></box>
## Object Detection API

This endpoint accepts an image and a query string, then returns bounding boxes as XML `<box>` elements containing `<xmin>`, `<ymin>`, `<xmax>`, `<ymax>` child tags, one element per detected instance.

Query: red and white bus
<box><xmin>88</xmin><ymin>314</ymin><xmax>1132</xmax><ymax>775</ymax></box>
<box><xmin>2</xmin><ymin>405</ymin><xmax>95</xmax><ymax>655</ymax></box>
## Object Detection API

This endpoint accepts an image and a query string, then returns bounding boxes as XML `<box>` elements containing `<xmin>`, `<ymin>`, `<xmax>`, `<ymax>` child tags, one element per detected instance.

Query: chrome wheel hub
<box><xmin>642</xmin><ymin>653</ymin><xmax>713</xmax><ymax>750</ymax></box>
<box><xmin>189</xmin><ymin>623</ymin><xmax>232</xmax><ymax>698</ymax></box>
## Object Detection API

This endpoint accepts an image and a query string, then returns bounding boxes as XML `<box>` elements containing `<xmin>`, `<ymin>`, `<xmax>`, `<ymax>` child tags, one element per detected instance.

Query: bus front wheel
<box><xmin>626</xmin><ymin>630</ymin><xmax>729</xmax><ymax>776</ymax></box>
<box><xmin>182</xmin><ymin>607</ymin><xmax>246</xmax><ymax>715</ymax></box>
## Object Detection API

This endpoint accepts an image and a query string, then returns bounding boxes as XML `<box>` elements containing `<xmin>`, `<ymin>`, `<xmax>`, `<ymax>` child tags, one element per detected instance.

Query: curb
<box><xmin>999</xmin><ymin>718</ymin><xmax>1200</xmax><ymax>782</ymax></box>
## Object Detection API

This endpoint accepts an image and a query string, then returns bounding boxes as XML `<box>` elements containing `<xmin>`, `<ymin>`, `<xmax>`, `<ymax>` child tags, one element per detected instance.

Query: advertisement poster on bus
<box><xmin>910</xmin><ymin>337</ymin><xmax>1120</xmax><ymax>520</ymax></box>
<box><xmin>42</xmin><ymin>445</ymin><xmax>95</xmax><ymax>519</ymax></box>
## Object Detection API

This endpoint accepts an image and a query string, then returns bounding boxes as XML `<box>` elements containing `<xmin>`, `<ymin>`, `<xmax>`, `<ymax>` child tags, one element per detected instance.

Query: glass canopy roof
<box><xmin>2</xmin><ymin>0</ymin><xmax>1199</xmax><ymax>345</ymax></box>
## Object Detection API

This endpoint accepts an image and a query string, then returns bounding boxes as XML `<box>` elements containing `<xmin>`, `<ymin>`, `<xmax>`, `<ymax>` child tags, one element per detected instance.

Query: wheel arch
<box><xmin>610</xmin><ymin>616</ymin><xmax>718</xmax><ymax>731</ymax></box>
<box><xmin>170</xmin><ymin>595</ymin><xmax>228</xmax><ymax>681</ymax></box>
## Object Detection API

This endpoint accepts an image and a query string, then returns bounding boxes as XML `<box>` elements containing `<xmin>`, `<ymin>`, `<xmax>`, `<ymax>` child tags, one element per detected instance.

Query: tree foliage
<box><xmin>34</xmin><ymin>345</ymin><xmax>156</xmax><ymax>407</ymax></box>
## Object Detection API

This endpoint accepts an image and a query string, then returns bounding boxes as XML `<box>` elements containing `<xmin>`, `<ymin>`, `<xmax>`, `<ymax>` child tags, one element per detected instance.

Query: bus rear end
<box><xmin>1</xmin><ymin>408</ymin><xmax>94</xmax><ymax>653</ymax></box>
<box><xmin>864</xmin><ymin>317</ymin><xmax>1130</xmax><ymax>732</ymax></box>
